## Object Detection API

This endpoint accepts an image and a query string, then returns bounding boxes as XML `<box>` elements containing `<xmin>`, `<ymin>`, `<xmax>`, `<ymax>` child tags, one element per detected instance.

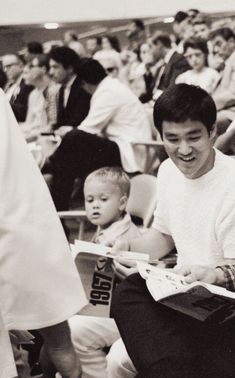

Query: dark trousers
<box><xmin>42</xmin><ymin>130</ymin><xmax>122</xmax><ymax>210</ymax></box>
<box><xmin>111</xmin><ymin>273</ymin><xmax>235</xmax><ymax>378</ymax></box>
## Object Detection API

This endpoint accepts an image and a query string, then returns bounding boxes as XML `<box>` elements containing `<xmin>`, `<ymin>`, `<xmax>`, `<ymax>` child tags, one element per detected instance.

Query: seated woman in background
<box><xmin>176</xmin><ymin>37</ymin><xmax>220</xmax><ymax>94</ymax></box>
<box><xmin>128</xmin><ymin>42</ymin><xmax>155</xmax><ymax>98</ymax></box>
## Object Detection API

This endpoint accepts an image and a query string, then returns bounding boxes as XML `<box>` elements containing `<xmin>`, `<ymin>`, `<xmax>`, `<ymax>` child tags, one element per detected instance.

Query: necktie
<box><xmin>57</xmin><ymin>85</ymin><xmax>65</xmax><ymax>126</ymax></box>
<box><xmin>153</xmin><ymin>62</ymin><xmax>166</xmax><ymax>91</ymax></box>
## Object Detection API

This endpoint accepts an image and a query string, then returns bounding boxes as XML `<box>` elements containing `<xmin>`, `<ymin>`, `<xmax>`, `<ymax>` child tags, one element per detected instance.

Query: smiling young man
<box><xmin>110</xmin><ymin>84</ymin><xmax>235</xmax><ymax>378</ymax></box>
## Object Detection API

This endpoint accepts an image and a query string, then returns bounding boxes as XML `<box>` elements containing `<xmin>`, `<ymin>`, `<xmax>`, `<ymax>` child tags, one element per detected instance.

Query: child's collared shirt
<box><xmin>92</xmin><ymin>213</ymin><xmax>141</xmax><ymax>246</ymax></box>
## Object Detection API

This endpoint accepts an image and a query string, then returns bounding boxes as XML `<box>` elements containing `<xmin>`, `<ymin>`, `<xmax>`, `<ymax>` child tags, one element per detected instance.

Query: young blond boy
<box><xmin>69</xmin><ymin>167</ymin><xmax>141</xmax><ymax>378</ymax></box>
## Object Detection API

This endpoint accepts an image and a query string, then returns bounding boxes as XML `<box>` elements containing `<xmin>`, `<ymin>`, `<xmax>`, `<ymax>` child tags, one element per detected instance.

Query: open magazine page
<box><xmin>71</xmin><ymin>241</ymin><xmax>149</xmax><ymax>317</ymax></box>
<box><xmin>138</xmin><ymin>262</ymin><xmax>235</xmax><ymax>325</ymax></box>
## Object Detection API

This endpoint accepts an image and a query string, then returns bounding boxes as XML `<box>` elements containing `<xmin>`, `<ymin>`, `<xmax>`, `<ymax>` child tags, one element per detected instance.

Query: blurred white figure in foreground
<box><xmin>0</xmin><ymin>89</ymin><xmax>87</xmax><ymax>378</ymax></box>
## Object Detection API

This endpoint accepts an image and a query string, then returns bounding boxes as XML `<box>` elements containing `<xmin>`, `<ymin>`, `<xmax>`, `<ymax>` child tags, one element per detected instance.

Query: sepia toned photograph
<box><xmin>1</xmin><ymin>1</ymin><xmax>235</xmax><ymax>377</ymax></box>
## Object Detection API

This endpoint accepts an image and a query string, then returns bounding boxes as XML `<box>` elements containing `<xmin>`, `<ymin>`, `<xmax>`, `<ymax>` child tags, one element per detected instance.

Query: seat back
<box><xmin>126</xmin><ymin>174</ymin><xmax>157</xmax><ymax>228</ymax></box>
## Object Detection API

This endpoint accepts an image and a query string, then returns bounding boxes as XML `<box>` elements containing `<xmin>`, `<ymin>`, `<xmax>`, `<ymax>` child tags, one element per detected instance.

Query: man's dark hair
<box><xmin>151</xmin><ymin>31</ymin><xmax>171</xmax><ymax>48</ymax></box>
<box><xmin>78</xmin><ymin>58</ymin><xmax>107</xmax><ymax>85</ymax></box>
<box><xmin>209</xmin><ymin>27</ymin><xmax>235</xmax><ymax>41</ymax></box>
<box><xmin>132</xmin><ymin>18</ymin><xmax>145</xmax><ymax>31</ymax></box>
<box><xmin>183</xmin><ymin>37</ymin><xmax>209</xmax><ymax>56</ymax></box>
<box><xmin>49</xmin><ymin>46</ymin><xmax>80</xmax><ymax>72</ymax></box>
<box><xmin>27</xmin><ymin>41</ymin><xmax>43</xmax><ymax>54</ymax></box>
<box><xmin>174</xmin><ymin>11</ymin><xmax>189</xmax><ymax>24</ymax></box>
<box><xmin>153</xmin><ymin>84</ymin><xmax>217</xmax><ymax>137</ymax></box>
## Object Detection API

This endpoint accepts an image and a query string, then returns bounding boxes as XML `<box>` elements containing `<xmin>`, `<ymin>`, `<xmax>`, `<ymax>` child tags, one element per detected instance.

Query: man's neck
<box><xmin>63</xmin><ymin>73</ymin><xmax>76</xmax><ymax>87</ymax></box>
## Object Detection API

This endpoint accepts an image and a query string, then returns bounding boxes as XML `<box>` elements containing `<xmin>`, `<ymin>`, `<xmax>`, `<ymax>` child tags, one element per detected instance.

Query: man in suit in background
<box><xmin>2</xmin><ymin>54</ymin><xmax>33</xmax><ymax>122</ymax></box>
<box><xmin>209</xmin><ymin>27</ymin><xmax>235</xmax><ymax>134</ymax></box>
<box><xmin>172</xmin><ymin>11</ymin><xmax>192</xmax><ymax>53</ymax></box>
<box><xmin>49</xmin><ymin>46</ymin><xmax>91</xmax><ymax>134</ymax></box>
<box><xmin>139</xmin><ymin>31</ymin><xmax>190</xmax><ymax>103</ymax></box>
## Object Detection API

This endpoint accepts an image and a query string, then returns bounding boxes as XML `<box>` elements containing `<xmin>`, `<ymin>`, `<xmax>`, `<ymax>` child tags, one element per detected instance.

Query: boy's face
<box><xmin>162</xmin><ymin>119</ymin><xmax>215</xmax><ymax>179</ymax></box>
<box><xmin>84</xmin><ymin>179</ymin><xmax>127</xmax><ymax>229</ymax></box>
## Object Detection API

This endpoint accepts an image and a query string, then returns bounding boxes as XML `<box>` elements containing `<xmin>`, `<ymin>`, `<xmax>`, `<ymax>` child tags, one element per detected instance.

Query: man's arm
<box><xmin>212</xmin><ymin>60</ymin><xmax>235</xmax><ymax>110</ymax></box>
<box><xmin>130</xmin><ymin>227</ymin><xmax>174</xmax><ymax>260</ymax></box>
<box><xmin>79</xmin><ymin>89</ymin><xmax>117</xmax><ymax>134</ymax></box>
<box><xmin>112</xmin><ymin>227</ymin><xmax>174</xmax><ymax>280</ymax></box>
<box><xmin>215</xmin><ymin>120</ymin><xmax>235</xmax><ymax>153</ymax></box>
<box><xmin>113</xmin><ymin>227</ymin><xmax>174</xmax><ymax>261</ymax></box>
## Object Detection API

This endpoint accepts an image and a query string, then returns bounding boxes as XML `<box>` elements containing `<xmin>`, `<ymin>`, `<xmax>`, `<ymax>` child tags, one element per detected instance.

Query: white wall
<box><xmin>1</xmin><ymin>0</ymin><xmax>235</xmax><ymax>26</ymax></box>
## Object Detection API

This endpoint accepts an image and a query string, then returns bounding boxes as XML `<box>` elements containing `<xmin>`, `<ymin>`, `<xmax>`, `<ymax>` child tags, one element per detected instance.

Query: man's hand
<box><xmin>112</xmin><ymin>257</ymin><xmax>138</xmax><ymax>280</ymax></box>
<box><xmin>55</xmin><ymin>126</ymin><xmax>73</xmax><ymax>138</ymax></box>
<box><xmin>176</xmin><ymin>265</ymin><xmax>225</xmax><ymax>286</ymax></box>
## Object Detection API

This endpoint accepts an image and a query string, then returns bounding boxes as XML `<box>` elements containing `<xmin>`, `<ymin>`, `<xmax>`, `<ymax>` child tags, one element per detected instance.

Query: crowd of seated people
<box><xmin>1</xmin><ymin>9</ymin><xmax>235</xmax><ymax>145</ymax></box>
<box><xmin>2</xmin><ymin>7</ymin><xmax>235</xmax><ymax>378</ymax></box>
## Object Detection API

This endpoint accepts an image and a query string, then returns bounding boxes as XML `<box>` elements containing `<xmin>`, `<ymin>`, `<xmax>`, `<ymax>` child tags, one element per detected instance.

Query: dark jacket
<box><xmin>9</xmin><ymin>79</ymin><xmax>33</xmax><ymax>122</ymax></box>
<box><xmin>55</xmin><ymin>76</ymin><xmax>91</xmax><ymax>129</ymax></box>
<box><xmin>139</xmin><ymin>52</ymin><xmax>190</xmax><ymax>103</ymax></box>
<box><xmin>158</xmin><ymin>51</ymin><xmax>190</xmax><ymax>91</ymax></box>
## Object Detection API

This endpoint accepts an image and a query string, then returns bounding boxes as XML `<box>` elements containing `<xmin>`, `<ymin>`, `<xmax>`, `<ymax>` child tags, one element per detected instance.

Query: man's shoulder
<box><xmin>169</xmin><ymin>52</ymin><xmax>190</xmax><ymax>69</ymax></box>
<box><xmin>216</xmin><ymin>149</ymin><xmax>235</xmax><ymax>180</ymax></box>
<box><xmin>228</xmin><ymin>51</ymin><xmax>235</xmax><ymax>63</ymax></box>
<box><xmin>70</xmin><ymin>76</ymin><xmax>91</xmax><ymax>99</ymax></box>
<box><xmin>70</xmin><ymin>76</ymin><xmax>83</xmax><ymax>91</ymax></box>
<box><xmin>158</xmin><ymin>158</ymin><xmax>174</xmax><ymax>174</ymax></box>
<box><xmin>169</xmin><ymin>51</ymin><xmax>185</xmax><ymax>63</ymax></box>
<box><xmin>96</xmin><ymin>76</ymin><xmax>135</xmax><ymax>101</ymax></box>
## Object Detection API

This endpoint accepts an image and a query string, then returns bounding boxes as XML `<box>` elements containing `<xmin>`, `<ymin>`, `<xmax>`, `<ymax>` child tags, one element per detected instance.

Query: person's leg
<box><xmin>69</xmin><ymin>315</ymin><xmax>120</xmax><ymax>378</ymax></box>
<box><xmin>42</xmin><ymin>130</ymin><xmax>122</xmax><ymax>211</ymax></box>
<box><xmin>106</xmin><ymin>338</ymin><xmax>136</xmax><ymax>378</ymax></box>
<box><xmin>39</xmin><ymin>320</ymin><xmax>81</xmax><ymax>378</ymax></box>
<box><xmin>11</xmin><ymin>344</ymin><xmax>31</xmax><ymax>378</ymax></box>
<box><xmin>111</xmin><ymin>273</ymin><xmax>235</xmax><ymax>378</ymax></box>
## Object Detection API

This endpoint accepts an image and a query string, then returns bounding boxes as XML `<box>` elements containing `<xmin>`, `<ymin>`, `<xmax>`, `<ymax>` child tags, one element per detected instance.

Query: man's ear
<box><xmin>119</xmin><ymin>195</ymin><xmax>128</xmax><ymax>212</ymax></box>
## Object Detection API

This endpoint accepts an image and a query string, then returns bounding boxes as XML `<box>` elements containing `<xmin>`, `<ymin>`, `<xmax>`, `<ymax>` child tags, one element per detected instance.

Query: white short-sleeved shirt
<box><xmin>79</xmin><ymin>76</ymin><xmax>152</xmax><ymax>173</ymax></box>
<box><xmin>152</xmin><ymin>149</ymin><xmax>235</xmax><ymax>267</ymax></box>
<box><xmin>0</xmin><ymin>90</ymin><xmax>87</xmax><ymax>373</ymax></box>
<box><xmin>175</xmin><ymin>67</ymin><xmax>220</xmax><ymax>94</ymax></box>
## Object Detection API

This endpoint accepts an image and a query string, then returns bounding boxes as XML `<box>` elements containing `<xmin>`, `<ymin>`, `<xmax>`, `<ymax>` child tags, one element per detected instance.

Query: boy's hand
<box><xmin>112</xmin><ymin>257</ymin><xmax>137</xmax><ymax>280</ymax></box>
<box><xmin>176</xmin><ymin>265</ymin><xmax>224</xmax><ymax>285</ymax></box>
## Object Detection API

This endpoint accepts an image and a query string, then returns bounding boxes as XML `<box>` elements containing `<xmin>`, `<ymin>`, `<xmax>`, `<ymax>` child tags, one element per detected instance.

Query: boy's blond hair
<box><xmin>85</xmin><ymin>167</ymin><xmax>130</xmax><ymax>197</ymax></box>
